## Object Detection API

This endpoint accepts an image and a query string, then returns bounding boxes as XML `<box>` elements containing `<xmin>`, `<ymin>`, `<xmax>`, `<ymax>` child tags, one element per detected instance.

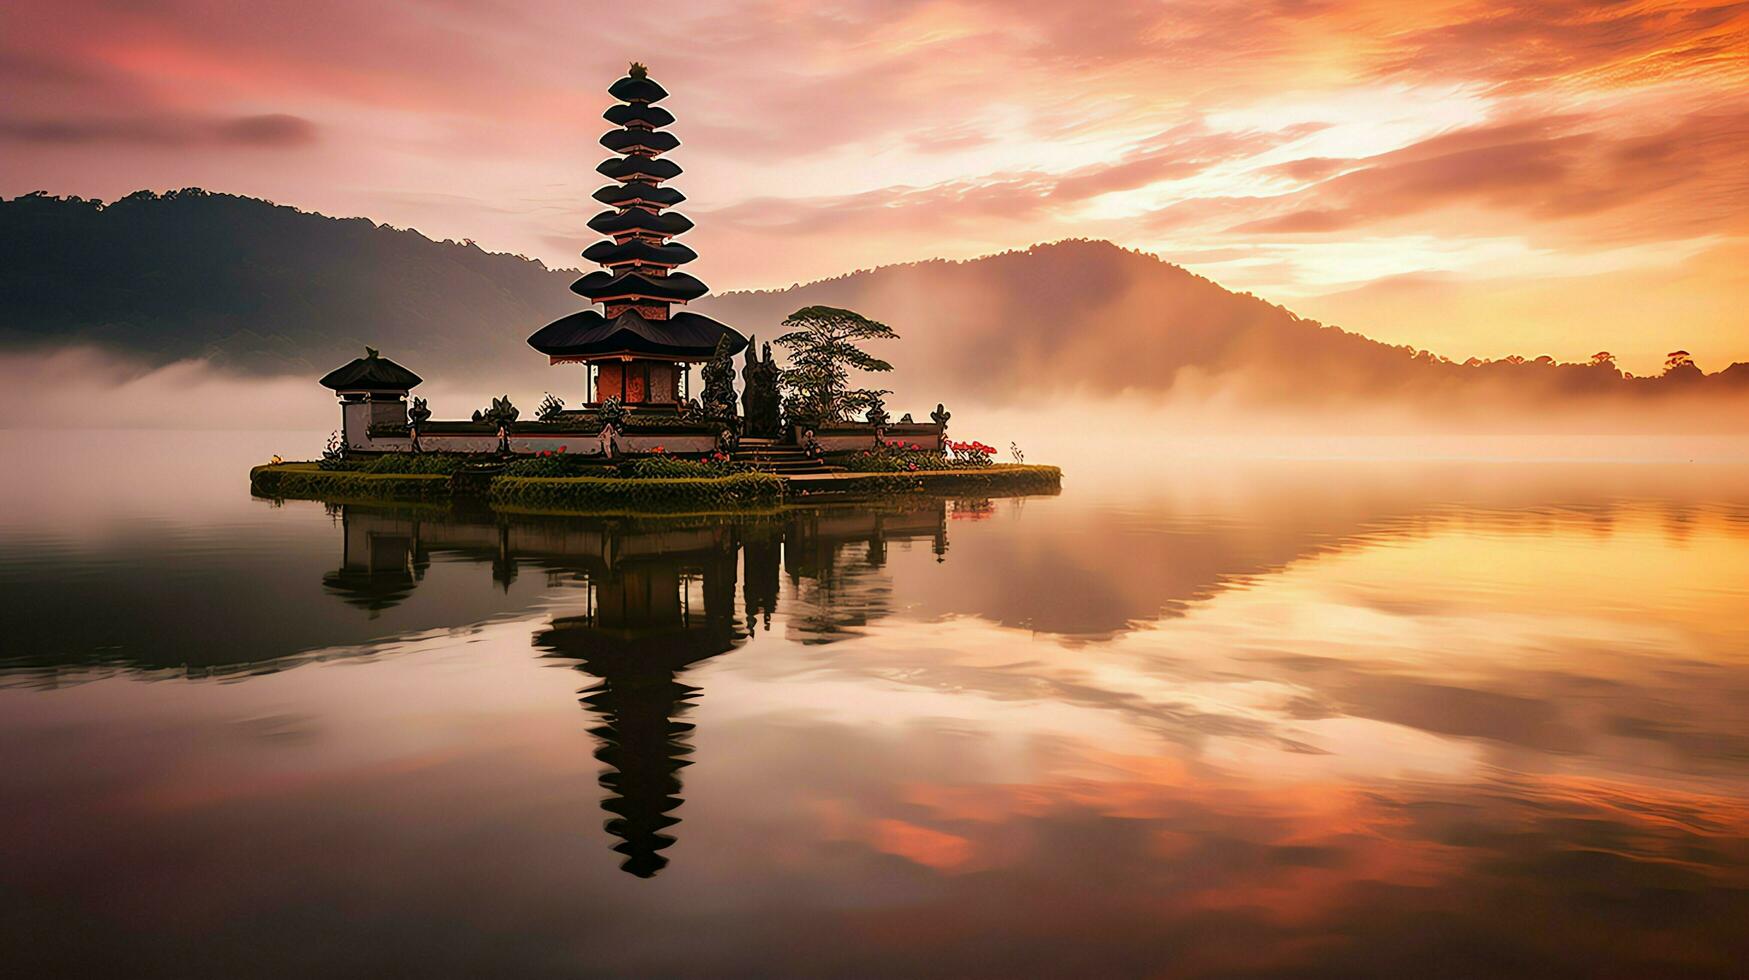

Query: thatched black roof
<box><xmin>528</xmin><ymin>309</ymin><xmax>746</xmax><ymax>360</ymax></box>
<box><xmin>601</xmin><ymin>129</ymin><xmax>680</xmax><ymax>155</ymax></box>
<box><xmin>587</xmin><ymin>208</ymin><xmax>694</xmax><ymax>238</ymax></box>
<box><xmin>597</xmin><ymin>156</ymin><xmax>682</xmax><ymax>182</ymax></box>
<box><xmin>583</xmin><ymin>239</ymin><xmax>698</xmax><ymax>267</ymax></box>
<box><xmin>571</xmin><ymin>271</ymin><xmax>708</xmax><ymax>303</ymax></box>
<box><xmin>592</xmin><ymin>183</ymin><xmax>686</xmax><ymax>210</ymax></box>
<box><xmin>604</xmin><ymin>103</ymin><xmax>674</xmax><ymax>129</ymax></box>
<box><xmin>319</xmin><ymin>348</ymin><xmax>423</xmax><ymax>390</ymax></box>
<box><xmin>609</xmin><ymin>74</ymin><xmax>669</xmax><ymax>104</ymax></box>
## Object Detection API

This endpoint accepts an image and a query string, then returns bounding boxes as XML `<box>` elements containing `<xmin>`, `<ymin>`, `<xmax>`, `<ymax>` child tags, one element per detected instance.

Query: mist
<box><xmin>0</xmin><ymin>347</ymin><xmax>548</xmax><ymax>448</ymax></box>
<box><xmin>7</xmin><ymin>348</ymin><xmax>1749</xmax><ymax>478</ymax></box>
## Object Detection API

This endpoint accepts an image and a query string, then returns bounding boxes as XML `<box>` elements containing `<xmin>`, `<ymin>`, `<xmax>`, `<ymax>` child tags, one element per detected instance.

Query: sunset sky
<box><xmin>3</xmin><ymin>0</ymin><xmax>1747</xmax><ymax>372</ymax></box>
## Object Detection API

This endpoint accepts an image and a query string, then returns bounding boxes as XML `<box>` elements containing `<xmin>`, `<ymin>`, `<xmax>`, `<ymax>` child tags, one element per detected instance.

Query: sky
<box><xmin>3</xmin><ymin>0</ymin><xmax>1747</xmax><ymax>372</ymax></box>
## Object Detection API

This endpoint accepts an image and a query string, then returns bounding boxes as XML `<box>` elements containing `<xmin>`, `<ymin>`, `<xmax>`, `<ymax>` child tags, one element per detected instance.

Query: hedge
<box><xmin>250</xmin><ymin>463</ymin><xmax>453</xmax><ymax>501</ymax></box>
<box><xmin>787</xmin><ymin>466</ymin><xmax>1063</xmax><ymax>497</ymax></box>
<box><xmin>489</xmin><ymin>471</ymin><xmax>784</xmax><ymax>511</ymax></box>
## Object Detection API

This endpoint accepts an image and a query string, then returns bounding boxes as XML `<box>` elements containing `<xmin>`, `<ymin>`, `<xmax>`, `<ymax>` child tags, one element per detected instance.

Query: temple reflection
<box><xmin>533</xmin><ymin>525</ymin><xmax>743</xmax><ymax>877</ymax></box>
<box><xmin>322</xmin><ymin>516</ymin><xmax>429</xmax><ymax>613</ymax></box>
<box><xmin>320</xmin><ymin>500</ymin><xmax>952</xmax><ymax>875</ymax></box>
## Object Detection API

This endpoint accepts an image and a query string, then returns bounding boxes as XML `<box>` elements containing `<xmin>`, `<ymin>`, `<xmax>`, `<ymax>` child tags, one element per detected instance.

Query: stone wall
<box><xmin>358</xmin><ymin>430</ymin><xmax>718</xmax><ymax>456</ymax></box>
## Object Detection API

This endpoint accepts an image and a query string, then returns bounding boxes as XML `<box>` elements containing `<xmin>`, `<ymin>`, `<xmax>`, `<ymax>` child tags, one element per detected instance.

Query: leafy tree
<box><xmin>774</xmin><ymin>305</ymin><xmax>898</xmax><ymax>425</ymax></box>
<box><xmin>1665</xmin><ymin>350</ymin><xmax>1694</xmax><ymax>372</ymax></box>
<box><xmin>1590</xmin><ymin>351</ymin><xmax>1615</xmax><ymax>367</ymax></box>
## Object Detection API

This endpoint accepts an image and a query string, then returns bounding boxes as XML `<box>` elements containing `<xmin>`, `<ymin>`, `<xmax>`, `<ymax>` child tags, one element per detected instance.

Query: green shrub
<box><xmin>502</xmin><ymin>453</ymin><xmax>602</xmax><ymax>477</ymax></box>
<box><xmin>789</xmin><ymin>466</ymin><xmax>1063</xmax><ymax>498</ymax></box>
<box><xmin>490</xmin><ymin>472</ymin><xmax>782</xmax><ymax>511</ymax></box>
<box><xmin>250</xmin><ymin>464</ymin><xmax>452</xmax><ymax>501</ymax></box>
<box><xmin>837</xmin><ymin>445</ymin><xmax>948</xmax><ymax>472</ymax></box>
<box><xmin>618</xmin><ymin>453</ymin><xmax>744</xmax><ymax>479</ymax></box>
<box><xmin>360</xmin><ymin>452</ymin><xmax>474</xmax><ymax>475</ymax></box>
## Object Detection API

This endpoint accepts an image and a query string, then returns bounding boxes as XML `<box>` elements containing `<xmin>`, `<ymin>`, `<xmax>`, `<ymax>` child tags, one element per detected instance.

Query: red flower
<box><xmin>558</xmin><ymin>445</ymin><xmax>568</xmax><ymax>453</ymax></box>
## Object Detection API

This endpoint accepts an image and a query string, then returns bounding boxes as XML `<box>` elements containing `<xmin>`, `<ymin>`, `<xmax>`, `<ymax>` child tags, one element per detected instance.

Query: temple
<box><xmin>527</xmin><ymin>63</ymin><xmax>747</xmax><ymax>407</ymax></box>
<box><xmin>313</xmin><ymin>66</ymin><xmax>950</xmax><ymax>459</ymax></box>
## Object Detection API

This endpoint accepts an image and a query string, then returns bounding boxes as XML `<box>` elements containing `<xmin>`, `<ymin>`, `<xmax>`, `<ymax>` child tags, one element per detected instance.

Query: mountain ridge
<box><xmin>3</xmin><ymin>189</ymin><xmax>1742</xmax><ymax>406</ymax></box>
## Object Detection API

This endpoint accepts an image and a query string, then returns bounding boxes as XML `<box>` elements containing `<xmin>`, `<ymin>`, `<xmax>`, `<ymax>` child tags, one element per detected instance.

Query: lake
<box><xmin>3</xmin><ymin>432</ymin><xmax>1748</xmax><ymax>977</ymax></box>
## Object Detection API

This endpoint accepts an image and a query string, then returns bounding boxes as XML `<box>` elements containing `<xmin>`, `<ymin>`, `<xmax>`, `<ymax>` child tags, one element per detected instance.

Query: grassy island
<box><xmin>250</xmin><ymin>458</ymin><xmax>1061</xmax><ymax>513</ymax></box>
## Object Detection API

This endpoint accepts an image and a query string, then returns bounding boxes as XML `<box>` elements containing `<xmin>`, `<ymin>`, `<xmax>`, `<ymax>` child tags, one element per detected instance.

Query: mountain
<box><xmin>0</xmin><ymin>189</ymin><xmax>578</xmax><ymax>376</ymax></box>
<box><xmin>697</xmin><ymin>243</ymin><xmax>1749</xmax><ymax>407</ymax></box>
<box><xmin>697</xmin><ymin>241</ymin><xmax>1432</xmax><ymax>405</ymax></box>
<box><xmin>3</xmin><ymin>189</ymin><xmax>1742</xmax><ymax>407</ymax></box>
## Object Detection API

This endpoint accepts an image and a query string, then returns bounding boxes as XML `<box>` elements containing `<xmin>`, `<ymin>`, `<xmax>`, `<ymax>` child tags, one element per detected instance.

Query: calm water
<box><xmin>4</xmin><ymin>432</ymin><xmax>1749</xmax><ymax>977</ymax></box>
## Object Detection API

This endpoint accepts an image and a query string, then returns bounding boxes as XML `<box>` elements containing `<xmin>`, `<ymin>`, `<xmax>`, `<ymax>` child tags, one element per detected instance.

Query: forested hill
<box><xmin>3</xmin><ymin>189</ymin><xmax>1743</xmax><ymax>405</ymax></box>
<box><xmin>0</xmin><ymin>189</ymin><xmax>577</xmax><ymax>375</ymax></box>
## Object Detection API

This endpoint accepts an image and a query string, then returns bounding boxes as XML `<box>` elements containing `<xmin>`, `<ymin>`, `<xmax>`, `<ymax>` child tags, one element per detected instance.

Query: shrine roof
<box><xmin>582</xmin><ymin>238</ymin><xmax>698</xmax><ymax>267</ymax></box>
<box><xmin>592</xmin><ymin>183</ymin><xmax>686</xmax><ymax>210</ymax></box>
<box><xmin>528</xmin><ymin>309</ymin><xmax>747</xmax><ymax>360</ymax></box>
<box><xmin>319</xmin><ymin>349</ymin><xmax>423</xmax><ymax>390</ymax></box>
<box><xmin>587</xmin><ymin>208</ymin><xmax>694</xmax><ymax>238</ymax></box>
<box><xmin>608</xmin><ymin>74</ymin><xmax>669</xmax><ymax>104</ymax></box>
<box><xmin>597</xmin><ymin>156</ymin><xmax>682</xmax><ymax>182</ymax></box>
<box><xmin>600</xmin><ymin>128</ymin><xmax>680</xmax><ymax>155</ymax></box>
<box><xmin>604</xmin><ymin>103</ymin><xmax>675</xmax><ymax>129</ymax></box>
<box><xmin>571</xmin><ymin>270</ymin><xmax>707</xmax><ymax>303</ymax></box>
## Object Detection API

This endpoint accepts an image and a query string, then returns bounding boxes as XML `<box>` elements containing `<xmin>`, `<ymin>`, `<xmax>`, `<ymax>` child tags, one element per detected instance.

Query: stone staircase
<box><xmin>733</xmin><ymin>437</ymin><xmax>844</xmax><ymax>476</ymax></box>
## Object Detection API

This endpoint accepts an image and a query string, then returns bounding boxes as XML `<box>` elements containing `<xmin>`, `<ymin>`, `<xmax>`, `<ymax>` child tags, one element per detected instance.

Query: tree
<box><xmin>1665</xmin><ymin>350</ymin><xmax>1694</xmax><ymax>372</ymax></box>
<box><xmin>1590</xmin><ymin>351</ymin><xmax>1615</xmax><ymax>367</ymax></box>
<box><xmin>774</xmin><ymin>306</ymin><xmax>898</xmax><ymax>426</ymax></box>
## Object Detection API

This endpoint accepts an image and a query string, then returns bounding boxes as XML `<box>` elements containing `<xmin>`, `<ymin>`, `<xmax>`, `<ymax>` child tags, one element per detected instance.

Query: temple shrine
<box><xmin>311</xmin><ymin>65</ymin><xmax>953</xmax><ymax>460</ymax></box>
<box><xmin>526</xmin><ymin>63</ymin><xmax>748</xmax><ymax>407</ymax></box>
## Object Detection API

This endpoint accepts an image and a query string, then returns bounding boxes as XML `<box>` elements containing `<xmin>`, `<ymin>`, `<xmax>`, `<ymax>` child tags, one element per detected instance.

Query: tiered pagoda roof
<box><xmin>529</xmin><ymin>64</ymin><xmax>746</xmax><ymax>363</ymax></box>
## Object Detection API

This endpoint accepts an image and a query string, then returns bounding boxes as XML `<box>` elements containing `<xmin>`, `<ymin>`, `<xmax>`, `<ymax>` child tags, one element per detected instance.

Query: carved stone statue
<box><xmin>740</xmin><ymin>339</ymin><xmax>782</xmax><ymax>439</ymax></box>
<box><xmin>473</xmin><ymin>395</ymin><xmax>519</xmax><ymax>426</ymax></box>
<box><xmin>701</xmin><ymin>336</ymin><xmax>739</xmax><ymax>430</ymax></box>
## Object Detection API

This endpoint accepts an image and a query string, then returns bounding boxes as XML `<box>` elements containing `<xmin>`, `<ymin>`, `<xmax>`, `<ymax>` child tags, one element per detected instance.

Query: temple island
<box><xmin>252</xmin><ymin>65</ymin><xmax>1059</xmax><ymax>510</ymax></box>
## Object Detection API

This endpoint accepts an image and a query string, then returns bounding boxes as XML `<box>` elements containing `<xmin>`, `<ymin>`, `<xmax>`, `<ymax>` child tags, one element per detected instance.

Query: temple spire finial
<box><xmin>628</xmin><ymin>61</ymin><xmax>648</xmax><ymax>79</ymax></box>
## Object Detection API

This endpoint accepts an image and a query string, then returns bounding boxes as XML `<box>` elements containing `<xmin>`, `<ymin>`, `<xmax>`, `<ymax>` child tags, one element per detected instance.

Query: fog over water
<box><xmin>8</xmin><ymin>349</ymin><xmax>1749</xmax><ymax>458</ymax></box>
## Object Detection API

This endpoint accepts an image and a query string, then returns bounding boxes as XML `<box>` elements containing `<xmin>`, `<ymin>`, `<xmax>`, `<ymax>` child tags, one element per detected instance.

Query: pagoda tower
<box><xmin>528</xmin><ymin>63</ymin><xmax>747</xmax><ymax>407</ymax></box>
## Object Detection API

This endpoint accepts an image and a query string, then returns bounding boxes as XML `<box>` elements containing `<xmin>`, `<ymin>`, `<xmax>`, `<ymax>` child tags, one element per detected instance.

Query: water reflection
<box><xmin>323</xmin><ymin>501</ymin><xmax>958</xmax><ymax>875</ymax></box>
<box><xmin>5</xmin><ymin>444</ymin><xmax>1749</xmax><ymax>976</ymax></box>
